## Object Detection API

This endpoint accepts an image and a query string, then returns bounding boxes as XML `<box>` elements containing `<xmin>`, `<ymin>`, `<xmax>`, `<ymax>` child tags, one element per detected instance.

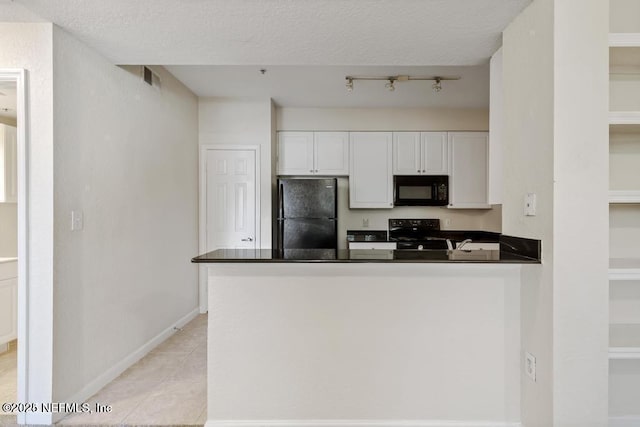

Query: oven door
<box><xmin>394</xmin><ymin>175</ymin><xmax>448</xmax><ymax>206</ymax></box>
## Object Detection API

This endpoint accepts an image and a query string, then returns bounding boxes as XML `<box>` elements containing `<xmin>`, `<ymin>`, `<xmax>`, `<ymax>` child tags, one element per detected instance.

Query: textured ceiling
<box><xmin>16</xmin><ymin>0</ymin><xmax>531</xmax><ymax>66</ymax></box>
<box><xmin>167</xmin><ymin>65</ymin><xmax>490</xmax><ymax>108</ymax></box>
<box><xmin>7</xmin><ymin>0</ymin><xmax>530</xmax><ymax>108</ymax></box>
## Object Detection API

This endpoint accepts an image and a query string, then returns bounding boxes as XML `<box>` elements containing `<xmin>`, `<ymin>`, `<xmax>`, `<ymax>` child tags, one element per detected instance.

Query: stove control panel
<box><xmin>388</xmin><ymin>218</ymin><xmax>440</xmax><ymax>230</ymax></box>
<box><xmin>346</xmin><ymin>230</ymin><xmax>388</xmax><ymax>242</ymax></box>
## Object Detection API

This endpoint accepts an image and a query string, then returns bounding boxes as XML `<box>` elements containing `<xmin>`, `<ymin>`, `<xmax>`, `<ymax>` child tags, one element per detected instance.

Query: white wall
<box><xmin>208</xmin><ymin>263</ymin><xmax>521</xmax><ymax>425</ymax></box>
<box><xmin>0</xmin><ymin>22</ymin><xmax>55</xmax><ymax>425</ymax></box>
<box><xmin>51</xmin><ymin>27</ymin><xmax>199</xmax><ymax>403</ymax></box>
<box><xmin>277</xmin><ymin>107</ymin><xmax>489</xmax><ymax>131</ymax></box>
<box><xmin>553</xmin><ymin>1</ymin><xmax>609</xmax><ymax>424</ymax></box>
<box><xmin>503</xmin><ymin>0</ymin><xmax>609</xmax><ymax>425</ymax></box>
<box><xmin>277</xmin><ymin>107</ymin><xmax>501</xmax><ymax>247</ymax></box>
<box><xmin>0</xmin><ymin>117</ymin><xmax>17</xmax><ymax>126</ymax></box>
<box><xmin>0</xmin><ymin>203</ymin><xmax>17</xmax><ymax>257</ymax></box>
<box><xmin>199</xmin><ymin>97</ymin><xmax>274</xmax><ymax>247</ymax></box>
<box><xmin>610</xmin><ymin>0</ymin><xmax>640</xmax><ymax>33</ymax></box>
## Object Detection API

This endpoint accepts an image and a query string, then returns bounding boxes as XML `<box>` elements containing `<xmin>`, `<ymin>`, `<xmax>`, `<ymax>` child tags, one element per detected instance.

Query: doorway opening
<box><xmin>0</xmin><ymin>69</ymin><xmax>28</xmax><ymax>426</ymax></box>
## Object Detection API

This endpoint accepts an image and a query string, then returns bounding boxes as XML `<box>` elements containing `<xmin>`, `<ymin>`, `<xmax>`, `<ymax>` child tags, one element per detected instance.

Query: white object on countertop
<box><xmin>348</xmin><ymin>242</ymin><xmax>397</xmax><ymax>250</ymax></box>
<box><xmin>0</xmin><ymin>257</ymin><xmax>18</xmax><ymax>264</ymax></box>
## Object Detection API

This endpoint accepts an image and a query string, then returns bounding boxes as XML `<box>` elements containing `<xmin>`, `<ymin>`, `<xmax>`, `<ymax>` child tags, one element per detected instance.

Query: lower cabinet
<box><xmin>349</xmin><ymin>132</ymin><xmax>393</xmax><ymax>209</ymax></box>
<box><xmin>448</xmin><ymin>132</ymin><xmax>491</xmax><ymax>209</ymax></box>
<box><xmin>0</xmin><ymin>261</ymin><xmax>17</xmax><ymax>346</ymax></box>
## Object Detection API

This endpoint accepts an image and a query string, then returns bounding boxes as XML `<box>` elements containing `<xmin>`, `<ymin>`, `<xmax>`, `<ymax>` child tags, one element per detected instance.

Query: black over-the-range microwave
<box><xmin>393</xmin><ymin>175</ymin><xmax>449</xmax><ymax>206</ymax></box>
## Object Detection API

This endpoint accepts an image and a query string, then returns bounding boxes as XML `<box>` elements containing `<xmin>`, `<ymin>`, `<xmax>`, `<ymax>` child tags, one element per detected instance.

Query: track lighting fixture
<box><xmin>432</xmin><ymin>77</ymin><xmax>442</xmax><ymax>92</ymax></box>
<box><xmin>344</xmin><ymin>75</ymin><xmax>460</xmax><ymax>93</ymax></box>
<box><xmin>385</xmin><ymin>79</ymin><xmax>395</xmax><ymax>91</ymax></box>
<box><xmin>345</xmin><ymin>77</ymin><xmax>353</xmax><ymax>92</ymax></box>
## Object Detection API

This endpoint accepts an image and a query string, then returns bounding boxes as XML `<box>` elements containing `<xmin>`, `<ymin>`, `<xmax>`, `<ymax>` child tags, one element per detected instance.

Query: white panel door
<box><xmin>205</xmin><ymin>149</ymin><xmax>257</xmax><ymax>250</ymax></box>
<box><xmin>349</xmin><ymin>132</ymin><xmax>393</xmax><ymax>209</ymax></box>
<box><xmin>448</xmin><ymin>132</ymin><xmax>490</xmax><ymax>209</ymax></box>
<box><xmin>422</xmin><ymin>132</ymin><xmax>449</xmax><ymax>175</ymax></box>
<box><xmin>0</xmin><ymin>277</ymin><xmax>17</xmax><ymax>345</ymax></box>
<box><xmin>277</xmin><ymin>132</ymin><xmax>314</xmax><ymax>175</ymax></box>
<box><xmin>314</xmin><ymin>132</ymin><xmax>349</xmax><ymax>175</ymax></box>
<box><xmin>393</xmin><ymin>132</ymin><xmax>421</xmax><ymax>175</ymax></box>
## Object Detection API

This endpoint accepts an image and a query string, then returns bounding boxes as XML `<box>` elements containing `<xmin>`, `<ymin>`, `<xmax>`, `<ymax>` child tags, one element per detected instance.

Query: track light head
<box><xmin>432</xmin><ymin>77</ymin><xmax>442</xmax><ymax>92</ymax></box>
<box><xmin>385</xmin><ymin>79</ymin><xmax>395</xmax><ymax>91</ymax></box>
<box><xmin>345</xmin><ymin>77</ymin><xmax>354</xmax><ymax>92</ymax></box>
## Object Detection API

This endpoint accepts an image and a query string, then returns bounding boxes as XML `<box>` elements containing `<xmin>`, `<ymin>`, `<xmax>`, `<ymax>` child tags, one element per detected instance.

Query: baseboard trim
<box><xmin>609</xmin><ymin>416</ymin><xmax>640</xmax><ymax>427</ymax></box>
<box><xmin>205</xmin><ymin>420</ymin><xmax>522</xmax><ymax>427</ymax></box>
<box><xmin>53</xmin><ymin>308</ymin><xmax>200</xmax><ymax>423</ymax></box>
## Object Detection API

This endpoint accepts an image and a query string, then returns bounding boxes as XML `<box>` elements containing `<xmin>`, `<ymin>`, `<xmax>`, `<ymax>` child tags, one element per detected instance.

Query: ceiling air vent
<box><xmin>142</xmin><ymin>66</ymin><xmax>161</xmax><ymax>89</ymax></box>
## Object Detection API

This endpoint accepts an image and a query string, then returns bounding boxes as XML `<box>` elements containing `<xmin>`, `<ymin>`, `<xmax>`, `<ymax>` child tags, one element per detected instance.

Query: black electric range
<box><xmin>388</xmin><ymin>218</ymin><xmax>451</xmax><ymax>250</ymax></box>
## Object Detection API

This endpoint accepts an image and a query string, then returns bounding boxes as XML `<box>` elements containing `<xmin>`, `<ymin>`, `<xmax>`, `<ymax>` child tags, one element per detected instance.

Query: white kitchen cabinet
<box><xmin>0</xmin><ymin>124</ymin><xmax>17</xmax><ymax>203</ymax></box>
<box><xmin>393</xmin><ymin>132</ymin><xmax>448</xmax><ymax>175</ymax></box>
<box><xmin>0</xmin><ymin>259</ymin><xmax>17</xmax><ymax>346</ymax></box>
<box><xmin>349</xmin><ymin>132</ymin><xmax>393</xmax><ymax>209</ymax></box>
<box><xmin>277</xmin><ymin>131</ymin><xmax>349</xmax><ymax>176</ymax></box>
<box><xmin>314</xmin><ymin>132</ymin><xmax>349</xmax><ymax>175</ymax></box>
<box><xmin>448</xmin><ymin>132</ymin><xmax>491</xmax><ymax>209</ymax></box>
<box><xmin>277</xmin><ymin>132</ymin><xmax>314</xmax><ymax>175</ymax></box>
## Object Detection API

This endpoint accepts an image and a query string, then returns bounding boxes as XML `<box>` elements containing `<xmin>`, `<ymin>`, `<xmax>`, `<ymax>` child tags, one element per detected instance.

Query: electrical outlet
<box><xmin>444</xmin><ymin>218</ymin><xmax>451</xmax><ymax>227</ymax></box>
<box><xmin>362</xmin><ymin>218</ymin><xmax>369</xmax><ymax>228</ymax></box>
<box><xmin>71</xmin><ymin>210</ymin><xmax>84</xmax><ymax>231</ymax></box>
<box><xmin>525</xmin><ymin>352</ymin><xmax>536</xmax><ymax>382</ymax></box>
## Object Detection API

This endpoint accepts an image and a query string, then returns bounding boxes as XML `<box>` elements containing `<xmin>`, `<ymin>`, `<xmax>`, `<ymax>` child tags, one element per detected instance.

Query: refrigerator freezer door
<box><xmin>278</xmin><ymin>218</ymin><xmax>337</xmax><ymax>249</ymax></box>
<box><xmin>279</xmin><ymin>178</ymin><xmax>337</xmax><ymax>219</ymax></box>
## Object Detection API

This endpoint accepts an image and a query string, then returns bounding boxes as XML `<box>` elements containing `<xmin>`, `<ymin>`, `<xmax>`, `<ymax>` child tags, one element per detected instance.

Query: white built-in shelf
<box><xmin>610</xmin><ymin>191</ymin><xmax>640</xmax><ymax>204</ymax></box>
<box><xmin>610</xmin><ymin>33</ymin><xmax>640</xmax><ymax>48</ymax></box>
<box><xmin>610</xmin><ymin>112</ymin><xmax>640</xmax><ymax>126</ymax></box>
<box><xmin>610</xmin><ymin>324</ymin><xmax>640</xmax><ymax>359</ymax></box>
<box><xmin>609</xmin><ymin>258</ymin><xmax>640</xmax><ymax>281</ymax></box>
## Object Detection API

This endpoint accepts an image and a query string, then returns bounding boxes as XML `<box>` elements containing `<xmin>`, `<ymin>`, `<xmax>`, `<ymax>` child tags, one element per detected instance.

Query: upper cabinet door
<box><xmin>392</xmin><ymin>132</ymin><xmax>421</xmax><ymax>175</ymax></box>
<box><xmin>314</xmin><ymin>132</ymin><xmax>349</xmax><ymax>175</ymax></box>
<box><xmin>422</xmin><ymin>132</ymin><xmax>448</xmax><ymax>175</ymax></box>
<box><xmin>349</xmin><ymin>132</ymin><xmax>393</xmax><ymax>209</ymax></box>
<box><xmin>0</xmin><ymin>124</ymin><xmax>17</xmax><ymax>203</ymax></box>
<box><xmin>448</xmin><ymin>132</ymin><xmax>491</xmax><ymax>209</ymax></box>
<box><xmin>277</xmin><ymin>132</ymin><xmax>314</xmax><ymax>175</ymax></box>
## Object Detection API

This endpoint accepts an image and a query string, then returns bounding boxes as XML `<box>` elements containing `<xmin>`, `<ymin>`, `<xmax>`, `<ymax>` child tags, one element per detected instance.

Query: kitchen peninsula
<box><xmin>193</xmin><ymin>235</ymin><xmax>540</xmax><ymax>426</ymax></box>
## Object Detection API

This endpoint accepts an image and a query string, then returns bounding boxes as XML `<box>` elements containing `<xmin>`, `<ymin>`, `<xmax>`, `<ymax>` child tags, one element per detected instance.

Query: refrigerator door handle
<box><xmin>279</xmin><ymin>182</ymin><xmax>285</xmax><ymax>219</ymax></box>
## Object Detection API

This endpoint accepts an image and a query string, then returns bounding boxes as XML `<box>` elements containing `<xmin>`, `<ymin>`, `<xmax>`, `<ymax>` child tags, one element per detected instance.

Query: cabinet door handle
<box><xmin>309</xmin><ymin>170</ymin><xmax>313</xmax><ymax>173</ymax></box>
<box><xmin>422</xmin><ymin>170</ymin><xmax>426</xmax><ymax>173</ymax></box>
<box><xmin>241</xmin><ymin>237</ymin><xmax>254</xmax><ymax>242</ymax></box>
<box><xmin>417</xmin><ymin>170</ymin><xmax>420</xmax><ymax>173</ymax></box>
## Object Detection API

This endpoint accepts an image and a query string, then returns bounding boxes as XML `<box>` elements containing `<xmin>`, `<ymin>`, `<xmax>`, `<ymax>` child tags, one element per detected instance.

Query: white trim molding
<box><xmin>205</xmin><ymin>421</ymin><xmax>522</xmax><ymax>427</ymax></box>
<box><xmin>609</xmin><ymin>190</ymin><xmax>640</xmax><ymax>204</ymax></box>
<box><xmin>53</xmin><ymin>308</ymin><xmax>199</xmax><ymax>423</ymax></box>
<box><xmin>0</xmin><ymin>68</ymin><xmax>29</xmax><ymax>425</ymax></box>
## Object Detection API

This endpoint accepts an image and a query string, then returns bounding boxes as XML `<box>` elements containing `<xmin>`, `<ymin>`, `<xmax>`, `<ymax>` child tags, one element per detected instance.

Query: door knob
<box><xmin>241</xmin><ymin>237</ymin><xmax>254</xmax><ymax>242</ymax></box>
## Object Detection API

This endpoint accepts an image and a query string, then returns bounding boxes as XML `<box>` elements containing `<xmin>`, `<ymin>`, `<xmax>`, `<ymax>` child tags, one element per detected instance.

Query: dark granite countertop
<box><xmin>192</xmin><ymin>234</ymin><xmax>541</xmax><ymax>264</ymax></box>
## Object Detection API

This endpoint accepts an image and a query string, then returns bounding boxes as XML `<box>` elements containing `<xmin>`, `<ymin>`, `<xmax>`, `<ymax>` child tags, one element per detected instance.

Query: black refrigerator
<box><xmin>276</xmin><ymin>178</ymin><xmax>338</xmax><ymax>254</ymax></box>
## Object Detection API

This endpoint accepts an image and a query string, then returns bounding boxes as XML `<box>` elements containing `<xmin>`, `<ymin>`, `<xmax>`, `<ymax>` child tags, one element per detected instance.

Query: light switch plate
<box><xmin>524</xmin><ymin>193</ymin><xmax>537</xmax><ymax>216</ymax></box>
<box><xmin>71</xmin><ymin>210</ymin><xmax>84</xmax><ymax>231</ymax></box>
<box><xmin>525</xmin><ymin>352</ymin><xmax>536</xmax><ymax>382</ymax></box>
